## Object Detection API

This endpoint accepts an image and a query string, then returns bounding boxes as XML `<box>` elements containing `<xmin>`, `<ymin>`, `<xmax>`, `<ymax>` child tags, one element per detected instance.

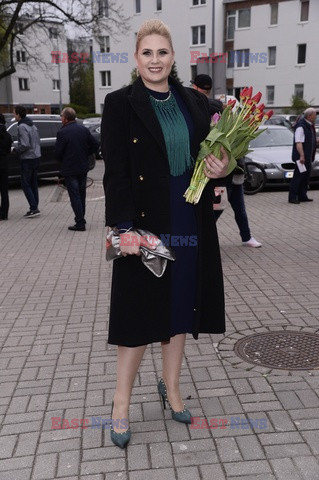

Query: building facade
<box><xmin>93</xmin><ymin>0</ymin><xmax>318</xmax><ymax>114</ymax></box>
<box><xmin>224</xmin><ymin>0</ymin><xmax>319</xmax><ymax>110</ymax></box>
<box><xmin>0</xmin><ymin>20</ymin><xmax>69</xmax><ymax>114</ymax></box>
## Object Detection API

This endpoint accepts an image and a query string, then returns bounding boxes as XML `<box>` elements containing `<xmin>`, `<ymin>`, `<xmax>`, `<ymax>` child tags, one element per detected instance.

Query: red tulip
<box><xmin>251</xmin><ymin>91</ymin><xmax>262</xmax><ymax>104</ymax></box>
<box><xmin>227</xmin><ymin>99</ymin><xmax>237</xmax><ymax>108</ymax></box>
<box><xmin>256</xmin><ymin>103</ymin><xmax>265</xmax><ymax>113</ymax></box>
<box><xmin>264</xmin><ymin>110</ymin><xmax>274</xmax><ymax>120</ymax></box>
<box><xmin>255</xmin><ymin>112</ymin><xmax>264</xmax><ymax>122</ymax></box>
<box><xmin>246</xmin><ymin>87</ymin><xmax>253</xmax><ymax>99</ymax></box>
<box><xmin>240</xmin><ymin>87</ymin><xmax>249</xmax><ymax>99</ymax></box>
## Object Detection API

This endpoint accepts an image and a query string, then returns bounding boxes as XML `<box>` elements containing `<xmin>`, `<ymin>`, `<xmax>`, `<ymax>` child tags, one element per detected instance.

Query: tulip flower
<box><xmin>264</xmin><ymin>110</ymin><xmax>274</xmax><ymax>120</ymax></box>
<box><xmin>184</xmin><ymin>86</ymin><xmax>270</xmax><ymax>204</ymax></box>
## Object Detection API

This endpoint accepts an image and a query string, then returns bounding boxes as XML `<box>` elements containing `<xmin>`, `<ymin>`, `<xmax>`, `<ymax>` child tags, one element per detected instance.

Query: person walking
<box><xmin>55</xmin><ymin>107</ymin><xmax>99</xmax><ymax>231</ymax></box>
<box><xmin>214</xmin><ymin>160</ymin><xmax>262</xmax><ymax>248</ymax></box>
<box><xmin>288</xmin><ymin>107</ymin><xmax>317</xmax><ymax>204</ymax></box>
<box><xmin>0</xmin><ymin>114</ymin><xmax>12</xmax><ymax>221</ymax></box>
<box><xmin>13</xmin><ymin>105</ymin><xmax>41</xmax><ymax>217</ymax></box>
<box><xmin>101</xmin><ymin>19</ymin><xmax>230</xmax><ymax>449</ymax></box>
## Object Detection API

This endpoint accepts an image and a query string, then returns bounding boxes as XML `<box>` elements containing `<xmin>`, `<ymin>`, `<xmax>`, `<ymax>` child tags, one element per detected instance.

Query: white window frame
<box><xmin>191</xmin><ymin>25</ymin><xmax>206</xmax><ymax>46</ymax></box>
<box><xmin>135</xmin><ymin>0</ymin><xmax>141</xmax><ymax>14</ymax></box>
<box><xmin>300</xmin><ymin>0</ymin><xmax>309</xmax><ymax>22</ymax></box>
<box><xmin>226</xmin><ymin>10</ymin><xmax>236</xmax><ymax>40</ymax></box>
<box><xmin>53</xmin><ymin>79</ymin><xmax>61</xmax><ymax>91</ymax></box>
<box><xmin>297</xmin><ymin>43</ymin><xmax>306</xmax><ymax>64</ymax></box>
<box><xmin>266</xmin><ymin>85</ymin><xmax>275</xmax><ymax>105</ymax></box>
<box><xmin>98</xmin><ymin>0</ymin><xmax>109</xmax><ymax>17</ymax></box>
<box><xmin>237</xmin><ymin>8</ymin><xmax>251</xmax><ymax>29</ymax></box>
<box><xmin>101</xmin><ymin>70</ymin><xmax>111</xmax><ymax>87</ymax></box>
<box><xmin>270</xmin><ymin>4</ymin><xmax>278</xmax><ymax>25</ymax></box>
<box><xmin>156</xmin><ymin>0</ymin><xmax>162</xmax><ymax>11</ymax></box>
<box><xmin>228</xmin><ymin>49</ymin><xmax>250</xmax><ymax>69</ymax></box>
<box><xmin>294</xmin><ymin>84</ymin><xmax>304</xmax><ymax>98</ymax></box>
<box><xmin>16</xmin><ymin>50</ymin><xmax>26</xmax><ymax>63</ymax></box>
<box><xmin>192</xmin><ymin>0</ymin><xmax>206</xmax><ymax>6</ymax></box>
<box><xmin>49</xmin><ymin>27</ymin><xmax>58</xmax><ymax>39</ymax></box>
<box><xmin>268</xmin><ymin>46</ymin><xmax>276</xmax><ymax>66</ymax></box>
<box><xmin>18</xmin><ymin>78</ymin><xmax>29</xmax><ymax>91</ymax></box>
<box><xmin>99</xmin><ymin>36</ymin><xmax>110</xmax><ymax>53</ymax></box>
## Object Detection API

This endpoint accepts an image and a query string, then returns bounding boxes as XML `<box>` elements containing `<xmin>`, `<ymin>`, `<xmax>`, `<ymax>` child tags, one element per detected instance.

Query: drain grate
<box><xmin>234</xmin><ymin>331</ymin><xmax>319</xmax><ymax>370</ymax></box>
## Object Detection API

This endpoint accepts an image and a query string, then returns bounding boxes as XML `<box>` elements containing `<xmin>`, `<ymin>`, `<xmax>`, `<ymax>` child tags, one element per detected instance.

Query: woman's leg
<box><xmin>112</xmin><ymin>344</ymin><xmax>147</xmax><ymax>432</ymax></box>
<box><xmin>161</xmin><ymin>333</ymin><xmax>186</xmax><ymax>411</ymax></box>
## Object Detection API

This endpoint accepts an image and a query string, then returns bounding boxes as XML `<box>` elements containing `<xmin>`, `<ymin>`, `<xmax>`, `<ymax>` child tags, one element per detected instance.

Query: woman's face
<box><xmin>134</xmin><ymin>34</ymin><xmax>175</xmax><ymax>91</ymax></box>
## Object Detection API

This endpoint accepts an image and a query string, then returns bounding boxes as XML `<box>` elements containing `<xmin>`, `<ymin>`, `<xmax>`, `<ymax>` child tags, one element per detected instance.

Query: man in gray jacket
<box><xmin>13</xmin><ymin>105</ymin><xmax>41</xmax><ymax>217</ymax></box>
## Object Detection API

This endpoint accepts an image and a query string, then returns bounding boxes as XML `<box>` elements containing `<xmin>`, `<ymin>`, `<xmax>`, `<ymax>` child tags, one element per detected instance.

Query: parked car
<box><xmin>5</xmin><ymin>114</ymin><xmax>96</xmax><ymax>179</ymax></box>
<box><xmin>315</xmin><ymin>113</ymin><xmax>319</xmax><ymax>148</ymax></box>
<box><xmin>243</xmin><ymin>125</ymin><xmax>319</xmax><ymax>186</ymax></box>
<box><xmin>264</xmin><ymin>115</ymin><xmax>293</xmax><ymax>130</ymax></box>
<box><xmin>82</xmin><ymin>117</ymin><xmax>102</xmax><ymax>158</ymax></box>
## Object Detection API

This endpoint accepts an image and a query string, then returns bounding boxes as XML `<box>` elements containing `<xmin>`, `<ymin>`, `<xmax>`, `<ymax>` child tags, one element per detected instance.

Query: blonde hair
<box><xmin>135</xmin><ymin>19</ymin><xmax>173</xmax><ymax>52</ymax></box>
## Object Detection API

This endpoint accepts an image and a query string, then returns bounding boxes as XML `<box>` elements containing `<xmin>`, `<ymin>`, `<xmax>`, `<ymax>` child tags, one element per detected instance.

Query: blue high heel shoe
<box><xmin>110</xmin><ymin>401</ymin><xmax>131</xmax><ymax>449</ymax></box>
<box><xmin>157</xmin><ymin>378</ymin><xmax>192</xmax><ymax>424</ymax></box>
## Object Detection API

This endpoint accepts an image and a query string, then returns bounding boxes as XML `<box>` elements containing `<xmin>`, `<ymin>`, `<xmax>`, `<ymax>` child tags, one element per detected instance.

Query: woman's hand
<box><xmin>203</xmin><ymin>146</ymin><xmax>230</xmax><ymax>179</ymax></box>
<box><xmin>119</xmin><ymin>231</ymin><xmax>157</xmax><ymax>257</ymax></box>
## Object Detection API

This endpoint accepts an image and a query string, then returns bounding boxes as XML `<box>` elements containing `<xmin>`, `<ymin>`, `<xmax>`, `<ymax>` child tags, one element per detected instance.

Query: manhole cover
<box><xmin>234</xmin><ymin>331</ymin><xmax>319</xmax><ymax>370</ymax></box>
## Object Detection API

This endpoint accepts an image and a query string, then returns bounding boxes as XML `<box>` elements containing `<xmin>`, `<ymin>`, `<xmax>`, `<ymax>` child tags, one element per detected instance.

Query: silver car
<box><xmin>244</xmin><ymin>125</ymin><xmax>319</xmax><ymax>186</ymax></box>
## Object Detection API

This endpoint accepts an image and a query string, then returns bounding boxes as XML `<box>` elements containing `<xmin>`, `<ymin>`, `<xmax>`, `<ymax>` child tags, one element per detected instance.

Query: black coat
<box><xmin>55</xmin><ymin>121</ymin><xmax>99</xmax><ymax>176</ymax></box>
<box><xmin>0</xmin><ymin>124</ymin><xmax>13</xmax><ymax>169</ymax></box>
<box><xmin>101</xmin><ymin>76</ymin><xmax>226</xmax><ymax>346</ymax></box>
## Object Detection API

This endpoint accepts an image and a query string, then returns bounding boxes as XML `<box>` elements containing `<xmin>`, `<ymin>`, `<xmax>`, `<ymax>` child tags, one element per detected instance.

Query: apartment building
<box><xmin>93</xmin><ymin>0</ymin><xmax>318</xmax><ymax>113</ymax></box>
<box><xmin>0</xmin><ymin>20</ymin><xmax>69</xmax><ymax>114</ymax></box>
<box><xmin>93</xmin><ymin>0</ymin><xmax>225</xmax><ymax>113</ymax></box>
<box><xmin>224</xmin><ymin>0</ymin><xmax>319</xmax><ymax>110</ymax></box>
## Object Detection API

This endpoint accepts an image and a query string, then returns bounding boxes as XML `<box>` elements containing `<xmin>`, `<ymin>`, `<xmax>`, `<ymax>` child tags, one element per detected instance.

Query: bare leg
<box><xmin>161</xmin><ymin>333</ymin><xmax>186</xmax><ymax>412</ymax></box>
<box><xmin>112</xmin><ymin>344</ymin><xmax>147</xmax><ymax>433</ymax></box>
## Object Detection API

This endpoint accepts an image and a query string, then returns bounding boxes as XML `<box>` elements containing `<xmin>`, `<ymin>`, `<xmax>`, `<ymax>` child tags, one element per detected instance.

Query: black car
<box><xmin>5</xmin><ymin>114</ymin><xmax>97</xmax><ymax>179</ymax></box>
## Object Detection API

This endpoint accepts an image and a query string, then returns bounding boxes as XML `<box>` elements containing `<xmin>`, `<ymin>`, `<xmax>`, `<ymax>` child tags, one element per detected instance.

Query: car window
<box><xmin>50</xmin><ymin>122</ymin><xmax>62</xmax><ymax>136</ymax></box>
<box><xmin>34</xmin><ymin>122</ymin><xmax>57</xmax><ymax>138</ymax></box>
<box><xmin>7</xmin><ymin>123</ymin><xmax>18</xmax><ymax>140</ymax></box>
<box><xmin>250</xmin><ymin>128</ymin><xmax>294</xmax><ymax>148</ymax></box>
<box><xmin>315</xmin><ymin>117</ymin><xmax>319</xmax><ymax>125</ymax></box>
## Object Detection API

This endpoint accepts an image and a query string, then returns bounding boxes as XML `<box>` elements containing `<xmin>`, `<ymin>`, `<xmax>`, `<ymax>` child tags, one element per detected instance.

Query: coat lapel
<box><xmin>128</xmin><ymin>76</ymin><xmax>167</xmax><ymax>156</ymax></box>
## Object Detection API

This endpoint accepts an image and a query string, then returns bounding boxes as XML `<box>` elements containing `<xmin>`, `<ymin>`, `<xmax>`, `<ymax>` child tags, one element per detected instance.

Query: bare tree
<box><xmin>0</xmin><ymin>0</ymin><xmax>130</xmax><ymax>81</ymax></box>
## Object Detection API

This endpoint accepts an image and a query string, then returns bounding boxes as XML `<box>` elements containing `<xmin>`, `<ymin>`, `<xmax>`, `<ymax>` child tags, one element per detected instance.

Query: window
<box><xmin>18</xmin><ymin>78</ymin><xmax>29</xmax><ymax>90</ymax></box>
<box><xmin>270</xmin><ymin>4</ymin><xmax>278</xmax><ymax>25</ymax></box>
<box><xmin>268</xmin><ymin>46</ymin><xmax>276</xmax><ymax>66</ymax></box>
<box><xmin>226</xmin><ymin>10</ymin><xmax>236</xmax><ymax>40</ymax></box>
<box><xmin>227</xmin><ymin>50</ymin><xmax>250</xmax><ymax>68</ymax></box>
<box><xmin>297</xmin><ymin>44</ymin><xmax>306</xmax><ymax>64</ymax></box>
<box><xmin>49</xmin><ymin>28</ymin><xmax>58</xmax><ymax>39</ymax></box>
<box><xmin>193</xmin><ymin>0</ymin><xmax>206</xmax><ymax>5</ymax></box>
<box><xmin>238</xmin><ymin>8</ymin><xmax>251</xmax><ymax>28</ymax></box>
<box><xmin>190</xmin><ymin>65</ymin><xmax>197</xmax><ymax>81</ymax></box>
<box><xmin>101</xmin><ymin>70</ymin><xmax>111</xmax><ymax>87</ymax></box>
<box><xmin>156</xmin><ymin>0</ymin><xmax>162</xmax><ymax>10</ymax></box>
<box><xmin>300</xmin><ymin>0</ymin><xmax>309</xmax><ymax>21</ymax></box>
<box><xmin>294</xmin><ymin>84</ymin><xmax>304</xmax><ymax>98</ymax></box>
<box><xmin>98</xmin><ymin>0</ymin><xmax>109</xmax><ymax>16</ymax></box>
<box><xmin>53</xmin><ymin>79</ymin><xmax>61</xmax><ymax>91</ymax></box>
<box><xmin>191</xmin><ymin>26</ymin><xmax>206</xmax><ymax>45</ymax></box>
<box><xmin>266</xmin><ymin>86</ymin><xmax>275</xmax><ymax>104</ymax></box>
<box><xmin>135</xmin><ymin>0</ymin><xmax>141</xmax><ymax>13</ymax></box>
<box><xmin>99</xmin><ymin>36</ymin><xmax>110</xmax><ymax>53</ymax></box>
<box><xmin>16</xmin><ymin>50</ymin><xmax>26</xmax><ymax>63</ymax></box>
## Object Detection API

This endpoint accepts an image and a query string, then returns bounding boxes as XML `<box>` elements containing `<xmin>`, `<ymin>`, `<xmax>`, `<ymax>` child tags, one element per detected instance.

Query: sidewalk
<box><xmin>1</xmin><ymin>163</ymin><xmax>319</xmax><ymax>480</ymax></box>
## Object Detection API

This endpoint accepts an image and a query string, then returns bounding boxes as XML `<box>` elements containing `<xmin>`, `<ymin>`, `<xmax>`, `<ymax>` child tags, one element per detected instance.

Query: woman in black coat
<box><xmin>101</xmin><ymin>19</ymin><xmax>230</xmax><ymax>449</ymax></box>
<box><xmin>0</xmin><ymin>114</ymin><xmax>12</xmax><ymax>220</ymax></box>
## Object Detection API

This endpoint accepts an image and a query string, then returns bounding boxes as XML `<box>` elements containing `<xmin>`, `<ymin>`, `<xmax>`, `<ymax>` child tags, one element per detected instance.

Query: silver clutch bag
<box><xmin>105</xmin><ymin>227</ymin><xmax>176</xmax><ymax>277</ymax></box>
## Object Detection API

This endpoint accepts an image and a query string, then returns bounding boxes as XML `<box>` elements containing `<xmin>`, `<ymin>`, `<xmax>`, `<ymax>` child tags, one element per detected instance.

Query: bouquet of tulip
<box><xmin>184</xmin><ymin>87</ymin><xmax>273</xmax><ymax>204</ymax></box>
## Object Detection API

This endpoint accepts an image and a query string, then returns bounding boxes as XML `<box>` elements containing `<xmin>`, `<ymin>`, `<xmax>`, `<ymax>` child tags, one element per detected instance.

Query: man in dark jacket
<box><xmin>55</xmin><ymin>107</ymin><xmax>99</xmax><ymax>231</ymax></box>
<box><xmin>289</xmin><ymin>107</ymin><xmax>317</xmax><ymax>204</ymax></box>
<box><xmin>0</xmin><ymin>114</ymin><xmax>13</xmax><ymax>220</ymax></box>
<box><xmin>191</xmin><ymin>74</ymin><xmax>224</xmax><ymax>116</ymax></box>
<box><xmin>13</xmin><ymin>105</ymin><xmax>41</xmax><ymax>217</ymax></box>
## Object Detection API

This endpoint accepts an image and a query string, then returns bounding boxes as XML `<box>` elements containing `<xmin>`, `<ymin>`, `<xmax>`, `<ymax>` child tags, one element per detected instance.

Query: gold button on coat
<box><xmin>139</xmin><ymin>175</ymin><xmax>144</xmax><ymax>181</ymax></box>
<box><xmin>133</xmin><ymin>137</ymin><xmax>138</xmax><ymax>143</ymax></box>
<box><xmin>141</xmin><ymin>211</ymin><xmax>145</xmax><ymax>217</ymax></box>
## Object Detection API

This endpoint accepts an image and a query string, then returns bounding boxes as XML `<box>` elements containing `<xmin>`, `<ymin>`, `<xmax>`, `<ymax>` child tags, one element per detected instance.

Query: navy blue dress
<box><xmin>149</xmin><ymin>87</ymin><xmax>198</xmax><ymax>337</ymax></box>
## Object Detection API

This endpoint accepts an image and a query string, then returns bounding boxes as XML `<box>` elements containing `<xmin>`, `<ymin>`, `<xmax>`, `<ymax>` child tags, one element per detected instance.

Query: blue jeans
<box><xmin>214</xmin><ymin>184</ymin><xmax>251</xmax><ymax>242</ymax></box>
<box><xmin>21</xmin><ymin>158</ymin><xmax>40</xmax><ymax>211</ymax></box>
<box><xmin>65</xmin><ymin>173</ymin><xmax>87</xmax><ymax>227</ymax></box>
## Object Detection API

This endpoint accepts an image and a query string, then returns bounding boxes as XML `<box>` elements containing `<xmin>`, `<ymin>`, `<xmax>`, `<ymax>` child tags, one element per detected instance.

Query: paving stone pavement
<box><xmin>1</xmin><ymin>160</ymin><xmax>319</xmax><ymax>480</ymax></box>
